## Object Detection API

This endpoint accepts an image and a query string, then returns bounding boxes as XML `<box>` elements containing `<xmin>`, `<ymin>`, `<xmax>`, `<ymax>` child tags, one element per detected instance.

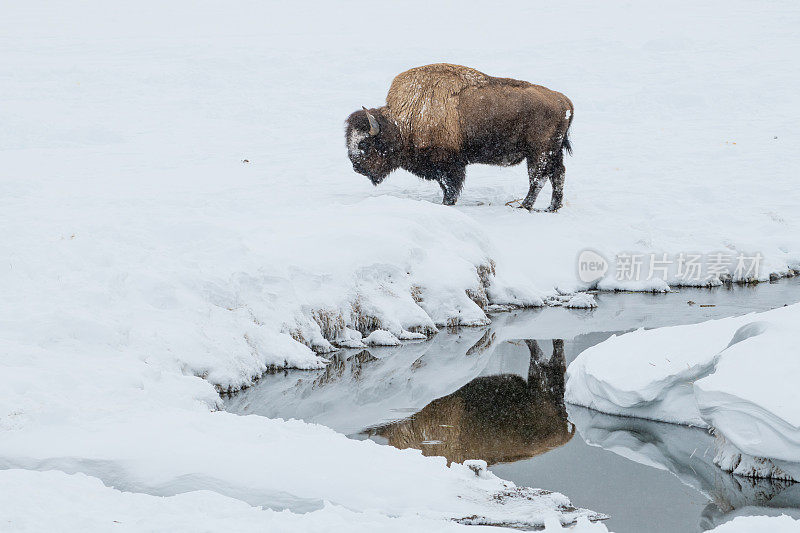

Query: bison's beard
<box><xmin>368</xmin><ymin>173</ymin><xmax>389</xmax><ymax>186</ymax></box>
<box><xmin>350</xmin><ymin>154</ymin><xmax>393</xmax><ymax>185</ymax></box>
<box><xmin>353</xmin><ymin>163</ymin><xmax>390</xmax><ymax>185</ymax></box>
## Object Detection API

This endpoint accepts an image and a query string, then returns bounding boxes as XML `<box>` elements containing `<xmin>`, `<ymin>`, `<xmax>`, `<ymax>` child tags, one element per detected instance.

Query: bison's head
<box><xmin>345</xmin><ymin>107</ymin><xmax>400</xmax><ymax>185</ymax></box>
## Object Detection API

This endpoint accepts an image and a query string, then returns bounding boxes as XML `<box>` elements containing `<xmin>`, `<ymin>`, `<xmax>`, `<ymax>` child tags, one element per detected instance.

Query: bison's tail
<box><xmin>562</xmin><ymin>126</ymin><xmax>573</xmax><ymax>156</ymax></box>
<box><xmin>561</xmin><ymin>104</ymin><xmax>574</xmax><ymax>156</ymax></box>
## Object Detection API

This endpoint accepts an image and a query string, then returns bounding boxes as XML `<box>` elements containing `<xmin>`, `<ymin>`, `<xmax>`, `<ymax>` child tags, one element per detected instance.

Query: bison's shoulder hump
<box><xmin>386</xmin><ymin>64</ymin><xmax>491</xmax><ymax>151</ymax></box>
<box><xmin>390</xmin><ymin>64</ymin><xmax>490</xmax><ymax>90</ymax></box>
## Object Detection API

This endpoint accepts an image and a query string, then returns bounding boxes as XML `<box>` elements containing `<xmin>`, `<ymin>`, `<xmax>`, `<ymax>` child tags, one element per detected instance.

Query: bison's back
<box><xmin>386</xmin><ymin>64</ymin><xmax>571</xmax><ymax>152</ymax></box>
<box><xmin>458</xmin><ymin>83</ymin><xmax>572</xmax><ymax>150</ymax></box>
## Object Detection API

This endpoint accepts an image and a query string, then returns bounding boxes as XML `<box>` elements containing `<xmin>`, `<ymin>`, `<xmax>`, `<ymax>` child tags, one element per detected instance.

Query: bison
<box><xmin>346</xmin><ymin>63</ymin><xmax>573</xmax><ymax>210</ymax></box>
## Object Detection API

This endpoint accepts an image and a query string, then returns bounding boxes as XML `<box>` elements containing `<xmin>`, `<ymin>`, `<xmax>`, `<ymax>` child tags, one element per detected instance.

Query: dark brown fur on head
<box><xmin>345</xmin><ymin>107</ymin><xmax>402</xmax><ymax>185</ymax></box>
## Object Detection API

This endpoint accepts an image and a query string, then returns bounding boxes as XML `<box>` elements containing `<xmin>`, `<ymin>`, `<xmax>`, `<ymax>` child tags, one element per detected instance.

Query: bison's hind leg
<box><xmin>520</xmin><ymin>152</ymin><xmax>549</xmax><ymax>210</ymax></box>
<box><xmin>545</xmin><ymin>149</ymin><xmax>566</xmax><ymax>212</ymax></box>
<box><xmin>521</xmin><ymin>148</ymin><xmax>565</xmax><ymax>212</ymax></box>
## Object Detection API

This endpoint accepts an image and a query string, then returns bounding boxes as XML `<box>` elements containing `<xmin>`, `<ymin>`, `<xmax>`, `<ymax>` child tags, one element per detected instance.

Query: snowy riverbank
<box><xmin>3</xmin><ymin>0</ymin><xmax>799</xmax><ymax>386</ymax></box>
<box><xmin>4</xmin><ymin>468</ymin><xmax>799</xmax><ymax>532</ymax></box>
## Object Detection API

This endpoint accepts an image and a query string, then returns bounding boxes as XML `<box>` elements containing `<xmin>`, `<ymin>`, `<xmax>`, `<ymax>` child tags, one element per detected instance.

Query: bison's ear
<box><xmin>362</xmin><ymin>106</ymin><xmax>380</xmax><ymax>136</ymax></box>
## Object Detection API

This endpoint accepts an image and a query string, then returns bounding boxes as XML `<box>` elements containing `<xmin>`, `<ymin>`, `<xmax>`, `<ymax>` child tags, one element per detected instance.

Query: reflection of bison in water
<box><xmin>346</xmin><ymin>64</ymin><xmax>573</xmax><ymax>210</ymax></box>
<box><xmin>367</xmin><ymin>339</ymin><xmax>572</xmax><ymax>465</ymax></box>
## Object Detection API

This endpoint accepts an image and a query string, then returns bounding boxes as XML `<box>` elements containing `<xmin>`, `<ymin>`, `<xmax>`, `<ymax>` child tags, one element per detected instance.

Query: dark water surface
<box><xmin>225</xmin><ymin>280</ymin><xmax>800</xmax><ymax>532</ymax></box>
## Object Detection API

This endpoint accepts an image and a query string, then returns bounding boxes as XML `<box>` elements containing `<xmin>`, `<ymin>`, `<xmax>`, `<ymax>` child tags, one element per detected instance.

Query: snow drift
<box><xmin>566</xmin><ymin>304</ymin><xmax>800</xmax><ymax>481</ymax></box>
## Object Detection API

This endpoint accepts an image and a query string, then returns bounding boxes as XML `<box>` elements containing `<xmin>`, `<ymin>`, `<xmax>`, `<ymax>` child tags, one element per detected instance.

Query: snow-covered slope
<box><xmin>566</xmin><ymin>303</ymin><xmax>800</xmax><ymax>480</ymax></box>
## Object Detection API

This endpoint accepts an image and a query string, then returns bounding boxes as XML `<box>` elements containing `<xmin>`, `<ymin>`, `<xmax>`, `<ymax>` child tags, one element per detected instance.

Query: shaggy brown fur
<box><xmin>387</xmin><ymin>64</ymin><xmax>491</xmax><ymax>151</ymax></box>
<box><xmin>346</xmin><ymin>64</ymin><xmax>573</xmax><ymax>210</ymax></box>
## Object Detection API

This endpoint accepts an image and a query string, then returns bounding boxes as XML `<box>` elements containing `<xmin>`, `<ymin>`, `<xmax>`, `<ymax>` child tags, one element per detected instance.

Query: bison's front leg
<box><xmin>436</xmin><ymin>166</ymin><xmax>465</xmax><ymax>206</ymax></box>
<box><xmin>520</xmin><ymin>154</ymin><xmax>548</xmax><ymax>210</ymax></box>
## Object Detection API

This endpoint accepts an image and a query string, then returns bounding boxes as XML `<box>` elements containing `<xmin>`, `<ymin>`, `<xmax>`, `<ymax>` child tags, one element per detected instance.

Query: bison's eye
<box><xmin>357</xmin><ymin>139</ymin><xmax>369</xmax><ymax>151</ymax></box>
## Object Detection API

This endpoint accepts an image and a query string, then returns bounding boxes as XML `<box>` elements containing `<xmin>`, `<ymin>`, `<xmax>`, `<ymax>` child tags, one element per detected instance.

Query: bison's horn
<box><xmin>362</xmin><ymin>106</ymin><xmax>380</xmax><ymax>136</ymax></box>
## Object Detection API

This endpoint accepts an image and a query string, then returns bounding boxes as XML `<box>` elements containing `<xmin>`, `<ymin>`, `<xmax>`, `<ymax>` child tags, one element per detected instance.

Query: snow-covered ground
<box><xmin>566</xmin><ymin>303</ymin><xmax>800</xmax><ymax>482</ymax></box>
<box><xmin>5</xmin><ymin>468</ymin><xmax>797</xmax><ymax>532</ymax></box>
<box><xmin>0</xmin><ymin>469</ymin><xmax>611</xmax><ymax>532</ymax></box>
<box><xmin>4</xmin><ymin>0</ymin><xmax>800</xmax><ymax>382</ymax></box>
<box><xmin>3</xmin><ymin>0</ymin><xmax>800</xmax><ymax>530</ymax></box>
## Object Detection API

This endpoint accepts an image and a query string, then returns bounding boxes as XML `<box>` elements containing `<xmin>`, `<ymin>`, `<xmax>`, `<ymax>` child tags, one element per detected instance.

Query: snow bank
<box><xmin>0</xmin><ymin>469</ymin><xmax>482</xmax><ymax>533</ymax></box>
<box><xmin>697</xmin><ymin>312</ymin><xmax>800</xmax><ymax>481</ymax></box>
<box><xmin>566</xmin><ymin>304</ymin><xmax>800</xmax><ymax>480</ymax></box>
<box><xmin>564</xmin><ymin>293</ymin><xmax>599</xmax><ymax>309</ymax></box>
<box><xmin>707</xmin><ymin>514</ymin><xmax>800</xmax><ymax>533</ymax></box>
<box><xmin>0</xmin><ymin>469</ymin><xmax>610</xmax><ymax>533</ymax></box>
<box><xmin>0</xmin><ymin>400</ymin><xmax>603</xmax><ymax>529</ymax></box>
<box><xmin>564</xmin><ymin>315</ymin><xmax>753</xmax><ymax>426</ymax></box>
<box><xmin>364</xmin><ymin>329</ymin><xmax>402</xmax><ymax>346</ymax></box>
<box><xmin>1</xmin><ymin>182</ymin><xmax>514</xmax><ymax>394</ymax></box>
<box><xmin>16</xmin><ymin>466</ymin><xmax>800</xmax><ymax>533</ymax></box>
